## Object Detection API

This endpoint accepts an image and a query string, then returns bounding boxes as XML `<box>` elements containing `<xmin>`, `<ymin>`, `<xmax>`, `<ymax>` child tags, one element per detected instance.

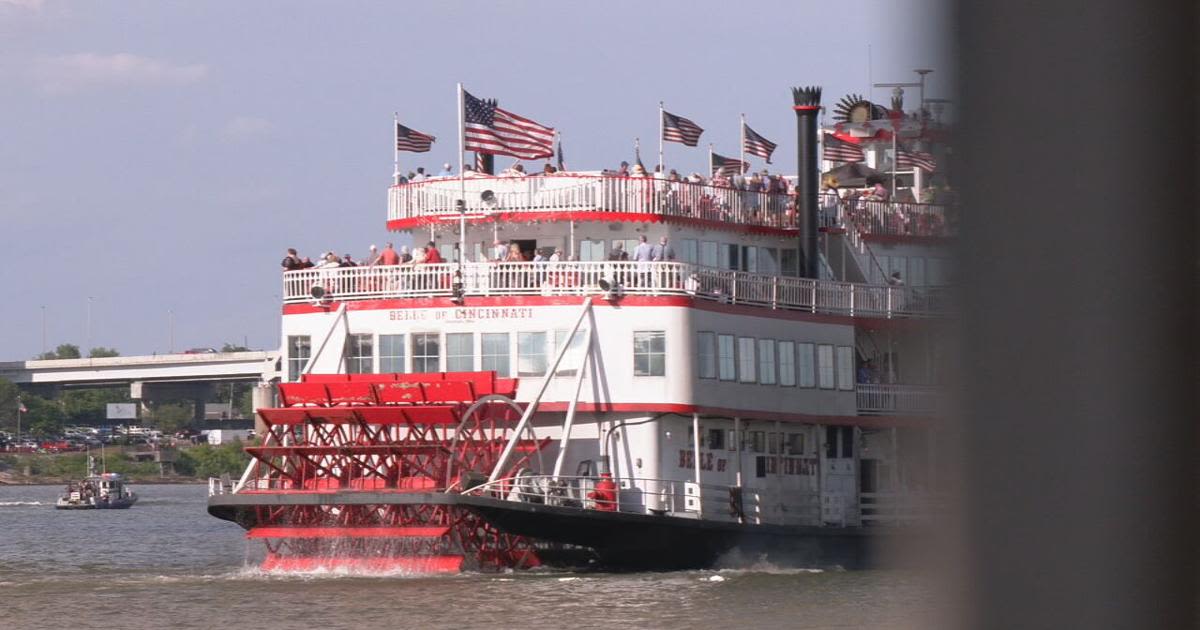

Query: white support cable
<box><xmin>488</xmin><ymin>297</ymin><xmax>593</xmax><ymax>483</ymax></box>
<box><xmin>301</xmin><ymin>302</ymin><xmax>348</xmax><ymax>376</ymax></box>
<box><xmin>551</xmin><ymin>327</ymin><xmax>593</xmax><ymax>480</ymax></box>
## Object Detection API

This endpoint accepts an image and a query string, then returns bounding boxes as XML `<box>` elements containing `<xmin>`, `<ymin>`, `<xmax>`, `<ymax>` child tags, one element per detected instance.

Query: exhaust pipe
<box><xmin>792</xmin><ymin>86</ymin><xmax>821</xmax><ymax>279</ymax></box>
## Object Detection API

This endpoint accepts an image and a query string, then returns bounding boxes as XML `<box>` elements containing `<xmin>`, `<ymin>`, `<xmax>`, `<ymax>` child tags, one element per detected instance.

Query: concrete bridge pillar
<box><xmin>251</xmin><ymin>382</ymin><xmax>276</xmax><ymax>438</ymax></box>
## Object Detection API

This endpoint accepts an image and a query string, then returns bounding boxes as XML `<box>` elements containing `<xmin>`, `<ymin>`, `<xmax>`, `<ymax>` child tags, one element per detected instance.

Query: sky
<box><xmin>0</xmin><ymin>0</ymin><xmax>950</xmax><ymax>358</ymax></box>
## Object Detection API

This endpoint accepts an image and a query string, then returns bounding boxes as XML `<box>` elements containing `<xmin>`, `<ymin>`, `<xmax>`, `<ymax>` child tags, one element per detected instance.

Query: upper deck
<box><xmin>282</xmin><ymin>261</ymin><xmax>951</xmax><ymax>319</ymax></box>
<box><xmin>387</xmin><ymin>173</ymin><xmax>952</xmax><ymax>240</ymax></box>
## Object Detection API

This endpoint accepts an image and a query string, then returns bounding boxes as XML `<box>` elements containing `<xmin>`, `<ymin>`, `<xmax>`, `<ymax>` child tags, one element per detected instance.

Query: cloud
<box><xmin>220</xmin><ymin>116</ymin><xmax>274</xmax><ymax>143</ymax></box>
<box><xmin>0</xmin><ymin>0</ymin><xmax>46</xmax><ymax>9</ymax></box>
<box><xmin>29</xmin><ymin>52</ymin><xmax>208</xmax><ymax>94</ymax></box>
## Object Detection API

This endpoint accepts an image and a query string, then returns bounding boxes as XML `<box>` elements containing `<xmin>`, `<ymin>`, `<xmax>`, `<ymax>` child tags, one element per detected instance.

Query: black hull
<box><xmin>209</xmin><ymin>492</ymin><xmax>901</xmax><ymax>571</ymax></box>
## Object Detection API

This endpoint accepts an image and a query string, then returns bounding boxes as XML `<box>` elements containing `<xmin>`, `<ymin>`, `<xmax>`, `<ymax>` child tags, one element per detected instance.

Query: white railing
<box><xmin>856</xmin><ymin>383</ymin><xmax>943</xmax><ymax>415</ymax></box>
<box><xmin>388</xmin><ymin>173</ymin><xmax>798</xmax><ymax>231</ymax></box>
<box><xmin>842</xmin><ymin>199</ymin><xmax>954</xmax><ymax>239</ymax></box>
<box><xmin>282</xmin><ymin>262</ymin><xmax>952</xmax><ymax>318</ymax></box>
<box><xmin>463</xmin><ymin>474</ymin><xmax>821</xmax><ymax>526</ymax></box>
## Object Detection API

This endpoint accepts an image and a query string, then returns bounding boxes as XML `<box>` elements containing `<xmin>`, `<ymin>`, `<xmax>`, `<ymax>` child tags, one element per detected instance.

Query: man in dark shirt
<box><xmin>281</xmin><ymin>248</ymin><xmax>303</xmax><ymax>271</ymax></box>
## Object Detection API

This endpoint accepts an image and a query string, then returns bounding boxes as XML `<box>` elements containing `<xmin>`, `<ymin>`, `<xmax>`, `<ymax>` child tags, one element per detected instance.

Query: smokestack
<box><xmin>792</xmin><ymin>86</ymin><xmax>821</xmax><ymax>279</ymax></box>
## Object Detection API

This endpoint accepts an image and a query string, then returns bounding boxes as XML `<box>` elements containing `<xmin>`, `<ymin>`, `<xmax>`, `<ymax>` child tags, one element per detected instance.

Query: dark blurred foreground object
<box><xmin>956</xmin><ymin>1</ymin><xmax>1196</xmax><ymax>628</ymax></box>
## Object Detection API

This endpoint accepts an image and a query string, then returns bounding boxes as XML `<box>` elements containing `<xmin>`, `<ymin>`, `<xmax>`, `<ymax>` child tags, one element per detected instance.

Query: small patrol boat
<box><xmin>56</xmin><ymin>457</ymin><xmax>138</xmax><ymax>510</ymax></box>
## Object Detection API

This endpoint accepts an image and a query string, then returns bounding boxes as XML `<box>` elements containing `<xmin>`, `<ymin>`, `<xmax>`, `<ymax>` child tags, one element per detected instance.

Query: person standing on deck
<box><xmin>632</xmin><ymin>235</ymin><xmax>653</xmax><ymax>287</ymax></box>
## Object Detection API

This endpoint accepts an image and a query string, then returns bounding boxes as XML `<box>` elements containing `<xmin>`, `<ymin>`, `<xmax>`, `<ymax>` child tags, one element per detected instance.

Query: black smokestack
<box><xmin>792</xmin><ymin>86</ymin><xmax>821</xmax><ymax>279</ymax></box>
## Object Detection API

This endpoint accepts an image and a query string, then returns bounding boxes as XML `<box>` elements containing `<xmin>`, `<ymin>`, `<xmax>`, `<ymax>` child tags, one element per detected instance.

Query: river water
<box><xmin>0</xmin><ymin>484</ymin><xmax>939</xmax><ymax>629</ymax></box>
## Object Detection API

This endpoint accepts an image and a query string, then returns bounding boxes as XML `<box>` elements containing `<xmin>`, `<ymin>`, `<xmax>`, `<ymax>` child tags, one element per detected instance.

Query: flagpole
<box><xmin>740</xmin><ymin>113</ymin><xmax>746</xmax><ymax>173</ymax></box>
<box><xmin>708</xmin><ymin>143</ymin><xmax>713</xmax><ymax>178</ymax></box>
<box><xmin>393</xmin><ymin>112</ymin><xmax>401</xmax><ymax>185</ymax></box>
<box><xmin>890</xmin><ymin>130</ymin><xmax>897</xmax><ymax>199</ymax></box>
<box><xmin>658</xmin><ymin>101</ymin><xmax>664</xmax><ymax>172</ymax></box>
<box><xmin>457</xmin><ymin>83</ymin><xmax>467</xmax><ymax>264</ymax></box>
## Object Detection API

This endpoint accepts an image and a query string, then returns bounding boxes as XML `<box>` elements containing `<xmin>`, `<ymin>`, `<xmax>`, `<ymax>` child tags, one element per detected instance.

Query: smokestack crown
<box><xmin>791</xmin><ymin>86</ymin><xmax>822</xmax><ymax>110</ymax></box>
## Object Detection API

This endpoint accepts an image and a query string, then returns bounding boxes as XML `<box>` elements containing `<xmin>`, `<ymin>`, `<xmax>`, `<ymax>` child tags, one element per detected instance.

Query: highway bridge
<box><xmin>0</xmin><ymin>351</ymin><xmax>281</xmax><ymax>405</ymax></box>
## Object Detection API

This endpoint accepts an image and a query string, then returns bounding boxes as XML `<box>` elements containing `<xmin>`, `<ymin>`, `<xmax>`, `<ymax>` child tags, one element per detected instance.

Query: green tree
<box><xmin>23</xmin><ymin>396</ymin><xmax>65</xmax><ymax>436</ymax></box>
<box><xmin>0</xmin><ymin>378</ymin><xmax>20</xmax><ymax>430</ymax></box>
<box><xmin>60</xmin><ymin>387</ymin><xmax>132</xmax><ymax>425</ymax></box>
<box><xmin>220</xmin><ymin>342</ymin><xmax>250</xmax><ymax>353</ymax></box>
<box><xmin>88</xmin><ymin>347</ymin><xmax>120</xmax><ymax>358</ymax></box>
<box><xmin>37</xmin><ymin>343</ymin><xmax>81</xmax><ymax>360</ymax></box>
<box><xmin>144</xmin><ymin>402</ymin><xmax>193</xmax><ymax>433</ymax></box>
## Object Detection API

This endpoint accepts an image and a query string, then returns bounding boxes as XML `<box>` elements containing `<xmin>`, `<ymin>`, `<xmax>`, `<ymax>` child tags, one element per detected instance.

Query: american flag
<box><xmin>822</xmin><ymin>133</ymin><xmax>865</xmax><ymax>163</ymax></box>
<box><xmin>895</xmin><ymin>146</ymin><xmax>937</xmax><ymax>172</ymax></box>
<box><xmin>742</xmin><ymin>123</ymin><xmax>777</xmax><ymax>163</ymax></box>
<box><xmin>662</xmin><ymin>110</ymin><xmax>704</xmax><ymax>147</ymax></box>
<box><xmin>711</xmin><ymin>151</ymin><xmax>748</xmax><ymax>177</ymax></box>
<box><xmin>395</xmin><ymin>123</ymin><xmax>435</xmax><ymax>153</ymax></box>
<box><xmin>463</xmin><ymin>90</ymin><xmax>555</xmax><ymax>160</ymax></box>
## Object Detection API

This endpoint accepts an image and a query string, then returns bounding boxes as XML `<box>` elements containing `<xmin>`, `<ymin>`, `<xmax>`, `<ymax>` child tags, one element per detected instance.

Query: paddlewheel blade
<box><xmin>236</xmin><ymin>372</ymin><xmax>547</xmax><ymax>573</ymax></box>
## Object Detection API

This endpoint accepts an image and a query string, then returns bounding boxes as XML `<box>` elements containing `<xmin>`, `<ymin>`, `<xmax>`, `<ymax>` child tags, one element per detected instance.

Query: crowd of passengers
<box><xmin>395</xmin><ymin>160</ymin><xmax>954</xmax><ymax>237</ymax></box>
<box><xmin>280</xmin><ymin>234</ymin><xmax>680</xmax><ymax>273</ymax></box>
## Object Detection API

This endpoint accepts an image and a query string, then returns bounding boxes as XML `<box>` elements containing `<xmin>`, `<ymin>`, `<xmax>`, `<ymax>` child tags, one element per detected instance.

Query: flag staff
<box><xmin>457</xmin><ymin>83</ymin><xmax>467</xmax><ymax>264</ymax></box>
<box><xmin>657</xmin><ymin>101</ymin><xmax>664</xmax><ymax>172</ymax></box>
<box><xmin>890</xmin><ymin>129</ymin><xmax>897</xmax><ymax>199</ymax></box>
<box><xmin>393</xmin><ymin>112</ymin><xmax>401</xmax><ymax>185</ymax></box>
<box><xmin>739</xmin><ymin>113</ymin><xmax>746</xmax><ymax>173</ymax></box>
<box><xmin>708</xmin><ymin>143</ymin><xmax>713</xmax><ymax>178</ymax></box>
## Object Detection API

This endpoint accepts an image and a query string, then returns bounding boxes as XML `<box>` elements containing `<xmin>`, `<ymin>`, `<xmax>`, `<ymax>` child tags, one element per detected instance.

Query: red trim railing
<box><xmin>283</xmin><ymin>262</ymin><xmax>952</xmax><ymax>318</ymax></box>
<box><xmin>387</xmin><ymin>173</ymin><xmax>798</xmax><ymax>231</ymax></box>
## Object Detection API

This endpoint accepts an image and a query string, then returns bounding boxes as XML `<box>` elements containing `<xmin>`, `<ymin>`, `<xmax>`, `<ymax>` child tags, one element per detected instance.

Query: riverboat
<box><xmin>208</xmin><ymin>83</ymin><xmax>952</xmax><ymax>572</ymax></box>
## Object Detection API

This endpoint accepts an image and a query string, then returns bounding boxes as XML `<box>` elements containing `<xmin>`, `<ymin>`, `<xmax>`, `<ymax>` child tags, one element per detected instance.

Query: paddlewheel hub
<box><xmin>240</xmin><ymin>371</ymin><xmax>550</xmax><ymax>573</ymax></box>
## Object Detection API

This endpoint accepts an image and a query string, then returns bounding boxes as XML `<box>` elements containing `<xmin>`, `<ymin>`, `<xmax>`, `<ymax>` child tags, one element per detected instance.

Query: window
<box><xmin>481</xmin><ymin>333</ymin><xmax>510</xmax><ymax>377</ymax></box>
<box><xmin>344</xmin><ymin>334</ymin><xmax>374</xmax><ymax>374</ymax></box>
<box><xmin>737</xmin><ymin>337</ymin><xmax>756</xmax><ymax>383</ymax></box>
<box><xmin>780</xmin><ymin>248</ymin><xmax>799</xmax><ymax>277</ymax></box>
<box><xmin>633</xmin><ymin>331</ymin><xmax>666</xmax><ymax>376</ymax></box>
<box><xmin>818</xmin><ymin>344</ymin><xmax>835</xmax><ymax>389</ymax></box>
<box><xmin>750</xmin><ymin>431</ymin><xmax>766</xmax><ymax>453</ymax></box>
<box><xmin>679</xmin><ymin>239</ymin><xmax>698</xmax><ymax>264</ymax></box>
<box><xmin>553</xmin><ymin>328</ymin><xmax>589</xmax><ymax>377</ymax></box>
<box><xmin>717</xmin><ymin>335</ymin><xmax>736</xmax><ymax>381</ymax></box>
<box><xmin>768</xmin><ymin>432</ymin><xmax>780</xmax><ymax>454</ymax></box>
<box><xmin>412</xmin><ymin>333</ymin><xmax>440</xmax><ymax>373</ymax></box>
<box><xmin>873</xmin><ymin>255</ymin><xmax>890</xmax><ymax>285</ymax></box>
<box><xmin>909</xmin><ymin>257</ymin><xmax>926</xmax><ymax>287</ymax></box>
<box><xmin>612</xmin><ymin>239</ymin><xmax>638</xmax><ymax>258</ymax></box>
<box><xmin>786</xmin><ymin>433</ymin><xmax>805</xmax><ymax>455</ymax></box>
<box><xmin>798</xmin><ymin>342</ymin><xmax>815</xmax><ymax>388</ymax></box>
<box><xmin>759</xmin><ymin>247</ymin><xmax>778</xmax><ymax>274</ymax></box>
<box><xmin>706</xmin><ymin>428</ymin><xmax>724</xmax><ymax>450</ymax></box>
<box><xmin>758</xmin><ymin>339</ymin><xmax>776</xmax><ymax>385</ymax></box>
<box><xmin>579</xmin><ymin>239</ymin><xmax>606</xmax><ymax>261</ymax></box>
<box><xmin>697</xmin><ymin>332</ymin><xmax>716</xmax><ymax>379</ymax></box>
<box><xmin>778</xmin><ymin>341</ymin><xmax>796</xmax><ymax>386</ymax></box>
<box><xmin>446</xmin><ymin>333</ymin><xmax>474</xmax><ymax>372</ymax></box>
<box><xmin>841</xmin><ymin>426</ymin><xmax>854</xmax><ymax>458</ymax></box>
<box><xmin>700</xmin><ymin>241</ymin><xmax>718</xmax><ymax>268</ymax></box>
<box><xmin>836</xmin><ymin>346</ymin><xmax>854</xmax><ymax>391</ymax></box>
<box><xmin>379</xmin><ymin>334</ymin><xmax>404</xmax><ymax>373</ymax></box>
<box><xmin>826</xmin><ymin>426</ymin><xmax>838</xmax><ymax>458</ymax></box>
<box><xmin>741</xmin><ymin>245</ymin><xmax>757</xmax><ymax>273</ymax></box>
<box><xmin>721</xmin><ymin>243</ymin><xmax>739</xmax><ymax>271</ymax></box>
<box><xmin>517</xmin><ymin>331</ymin><xmax>548</xmax><ymax>376</ymax></box>
<box><xmin>286</xmin><ymin>335</ymin><xmax>311</xmax><ymax>382</ymax></box>
<box><xmin>889</xmin><ymin>257</ymin><xmax>907</xmax><ymax>285</ymax></box>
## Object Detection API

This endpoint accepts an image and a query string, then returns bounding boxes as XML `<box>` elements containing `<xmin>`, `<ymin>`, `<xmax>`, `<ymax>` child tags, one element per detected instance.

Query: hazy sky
<box><xmin>1</xmin><ymin>0</ymin><xmax>949</xmax><ymax>358</ymax></box>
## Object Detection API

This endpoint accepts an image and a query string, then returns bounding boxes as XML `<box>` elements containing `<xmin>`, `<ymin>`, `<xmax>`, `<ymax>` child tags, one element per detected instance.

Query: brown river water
<box><xmin>0</xmin><ymin>484</ymin><xmax>940</xmax><ymax>629</ymax></box>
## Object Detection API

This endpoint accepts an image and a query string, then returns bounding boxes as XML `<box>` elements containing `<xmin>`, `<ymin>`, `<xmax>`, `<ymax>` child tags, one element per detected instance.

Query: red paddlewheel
<box><xmin>239</xmin><ymin>372</ymin><xmax>548</xmax><ymax>573</ymax></box>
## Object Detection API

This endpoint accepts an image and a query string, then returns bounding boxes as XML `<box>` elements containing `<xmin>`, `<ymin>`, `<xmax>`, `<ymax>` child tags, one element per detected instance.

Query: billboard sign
<box><xmin>106</xmin><ymin>403</ymin><xmax>137</xmax><ymax>420</ymax></box>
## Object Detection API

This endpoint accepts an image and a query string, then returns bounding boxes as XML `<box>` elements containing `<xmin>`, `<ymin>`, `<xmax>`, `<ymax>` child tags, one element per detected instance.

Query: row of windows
<box><xmin>290</xmin><ymin>330</ymin><xmax>667</xmax><ymax>380</ymax></box>
<box><xmin>697</xmin><ymin>332</ymin><xmax>855</xmax><ymax>390</ymax></box>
